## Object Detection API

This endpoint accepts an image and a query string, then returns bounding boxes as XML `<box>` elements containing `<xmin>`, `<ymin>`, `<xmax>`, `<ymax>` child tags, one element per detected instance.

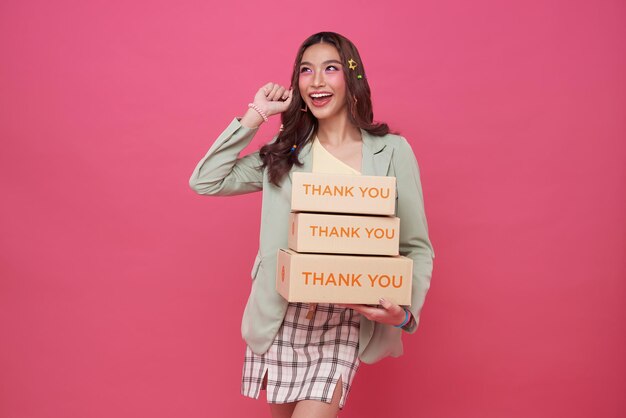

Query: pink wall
<box><xmin>1</xmin><ymin>1</ymin><xmax>624</xmax><ymax>417</ymax></box>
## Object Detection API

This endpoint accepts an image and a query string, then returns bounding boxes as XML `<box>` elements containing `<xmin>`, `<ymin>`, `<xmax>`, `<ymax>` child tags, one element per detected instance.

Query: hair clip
<box><xmin>290</xmin><ymin>144</ymin><xmax>297</xmax><ymax>153</ymax></box>
<box><xmin>348</xmin><ymin>58</ymin><xmax>358</xmax><ymax>70</ymax></box>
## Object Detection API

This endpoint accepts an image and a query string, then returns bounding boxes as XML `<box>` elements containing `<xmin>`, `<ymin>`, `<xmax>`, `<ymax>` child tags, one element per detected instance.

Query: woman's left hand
<box><xmin>338</xmin><ymin>298</ymin><xmax>407</xmax><ymax>326</ymax></box>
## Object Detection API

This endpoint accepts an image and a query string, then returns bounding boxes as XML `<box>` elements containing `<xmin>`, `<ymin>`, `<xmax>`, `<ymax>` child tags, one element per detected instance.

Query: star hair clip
<box><xmin>348</xmin><ymin>58</ymin><xmax>366</xmax><ymax>79</ymax></box>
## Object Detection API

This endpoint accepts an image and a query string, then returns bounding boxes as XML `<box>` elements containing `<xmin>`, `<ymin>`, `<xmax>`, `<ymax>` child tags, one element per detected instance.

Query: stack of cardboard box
<box><xmin>276</xmin><ymin>172</ymin><xmax>413</xmax><ymax>306</ymax></box>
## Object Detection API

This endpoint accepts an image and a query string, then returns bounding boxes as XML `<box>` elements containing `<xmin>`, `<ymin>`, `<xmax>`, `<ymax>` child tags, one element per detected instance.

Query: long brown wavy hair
<box><xmin>259</xmin><ymin>31</ymin><xmax>397</xmax><ymax>187</ymax></box>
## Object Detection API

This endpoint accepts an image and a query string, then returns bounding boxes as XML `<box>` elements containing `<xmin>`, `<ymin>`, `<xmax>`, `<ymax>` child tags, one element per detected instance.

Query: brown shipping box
<box><xmin>288</xmin><ymin>212</ymin><xmax>400</xmax><ymax>256</ymax></box>
<box><xmin>291</xmin><ymin>172</ymin><xmax>396</xmax><ymax>215</ymax></box>
<box><xmin>276</xmin><ymin>249</ymin><xmax>412</xmax><ymax>305</ymax></box>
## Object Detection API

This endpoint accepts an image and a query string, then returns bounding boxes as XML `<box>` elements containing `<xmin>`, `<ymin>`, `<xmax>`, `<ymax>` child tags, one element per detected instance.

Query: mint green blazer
<box><xmin>189</xmin><ymin>117</ymin><xmax>435</xmax><ymax>364</ymax></box>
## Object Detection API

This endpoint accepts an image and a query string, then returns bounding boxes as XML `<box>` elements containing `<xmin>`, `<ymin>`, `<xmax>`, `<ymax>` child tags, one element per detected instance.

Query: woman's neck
<box><xmin>316</xmin><ymin>116</ymin><xmax>362</xmax><ymax>147</ymax></box>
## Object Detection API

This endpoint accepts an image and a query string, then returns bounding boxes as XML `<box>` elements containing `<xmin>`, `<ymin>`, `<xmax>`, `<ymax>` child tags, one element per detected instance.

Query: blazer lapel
<box><xmin>360</xmin><ymin>128</ymin><xmax>392</xmax><ymax>176</ymax></box>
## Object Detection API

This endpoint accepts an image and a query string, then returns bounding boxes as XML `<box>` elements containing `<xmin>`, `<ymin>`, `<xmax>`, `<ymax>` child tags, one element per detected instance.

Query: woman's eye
<box><xmin>299</xmin><ymin>66</ymin><xmax>339</xmax><ymax>73</ymax></box>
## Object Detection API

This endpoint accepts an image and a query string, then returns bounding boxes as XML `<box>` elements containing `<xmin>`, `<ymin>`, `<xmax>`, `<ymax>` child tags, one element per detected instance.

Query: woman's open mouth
<box><xmin>310</xmin><ymin>92</ymin><xmax>333</xmax><ymax>107</ymax></box>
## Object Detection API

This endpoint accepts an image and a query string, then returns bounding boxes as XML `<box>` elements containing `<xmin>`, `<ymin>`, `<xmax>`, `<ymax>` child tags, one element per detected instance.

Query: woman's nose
<box><xmin>312</xmin><ymin>71</ymin><xmax>325</xmax><ymax>87</ymax></box>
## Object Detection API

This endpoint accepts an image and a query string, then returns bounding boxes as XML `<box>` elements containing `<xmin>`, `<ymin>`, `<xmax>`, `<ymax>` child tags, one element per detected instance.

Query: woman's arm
<box><xmin>189</xmin><ymin>112</ymin><xmax>267</xmax><ymax>196</ymax></box>
<box><xmin>189</xmin><ymin>83</ymin><xmax>293</xmax><ymax>196</ymax></box>
<box><xmin>394</xmin><ymin>136</ymin><xmax>435</xmax><ymax>333</ymax></box>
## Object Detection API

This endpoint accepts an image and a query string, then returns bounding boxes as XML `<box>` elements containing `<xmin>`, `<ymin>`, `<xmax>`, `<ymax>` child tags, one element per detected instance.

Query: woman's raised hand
<box><xmin>253</xmin><ymin>82</ymin><xmax>293</xmax><ymax>117</ymax></box>
<box><xmin>240</xmin><ymin>82</ymin><xmax>294</xmax><ymax>128</ymax></box>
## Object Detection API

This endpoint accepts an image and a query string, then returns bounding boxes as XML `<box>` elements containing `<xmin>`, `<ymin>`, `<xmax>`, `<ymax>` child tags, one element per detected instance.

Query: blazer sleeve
<box><xmin>394</xmin><ymin>137</ymin><xmax>435</xmax><ymax>333</ymax></box>
<box><xmin>189</xmin><ymin>117</ymin><xmax>266</xmax><ymax>196</ymax></box>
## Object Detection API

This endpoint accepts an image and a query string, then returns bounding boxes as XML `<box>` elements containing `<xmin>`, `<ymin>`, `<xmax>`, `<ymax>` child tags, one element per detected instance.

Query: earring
<box><xmin>300</xmin><ymin>102</ymin><xmax>308</xmax><ymax>112</ymax></box>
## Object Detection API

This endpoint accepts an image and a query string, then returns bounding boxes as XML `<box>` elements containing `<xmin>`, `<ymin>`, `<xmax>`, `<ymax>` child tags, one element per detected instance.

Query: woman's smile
<box><xmin>310</xmin><ymin>91</ymin><xmax>334</xmax><ymax>107</ymax></box>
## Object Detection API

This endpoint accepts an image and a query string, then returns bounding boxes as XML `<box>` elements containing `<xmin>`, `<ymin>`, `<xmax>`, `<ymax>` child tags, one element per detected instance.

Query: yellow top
<box><xmin>311</xmin><ymin>136</ymin><xmax>362</xmax><ymax>175</ymax></box>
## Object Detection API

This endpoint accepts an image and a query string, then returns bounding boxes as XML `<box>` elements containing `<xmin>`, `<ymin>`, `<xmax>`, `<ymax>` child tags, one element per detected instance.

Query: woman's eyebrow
<box><xmin>299</xmin><ymin>59</ymin><xmax>343</xmax><ymax>66</ymax></box>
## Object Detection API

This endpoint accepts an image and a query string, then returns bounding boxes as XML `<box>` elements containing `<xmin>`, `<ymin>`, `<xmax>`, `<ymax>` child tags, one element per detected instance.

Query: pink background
<box><xmin>1</xmin><ymin>1</ymin><xmax>624</xmax><ymax>417</ymax></box>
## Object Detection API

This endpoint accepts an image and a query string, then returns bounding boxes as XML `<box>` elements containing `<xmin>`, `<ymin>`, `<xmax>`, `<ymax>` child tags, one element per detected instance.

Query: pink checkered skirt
<box><xmin>241</xmin><ymin>302</ymin><xmax>361</xmax><ymax>409</ymax></box>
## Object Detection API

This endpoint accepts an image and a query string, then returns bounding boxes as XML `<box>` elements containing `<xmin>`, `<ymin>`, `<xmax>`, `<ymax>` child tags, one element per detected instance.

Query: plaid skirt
<box><xmin>241</xmin><ymin>302</ymin><xmax>361</xmax><ymax>409</ymax></box>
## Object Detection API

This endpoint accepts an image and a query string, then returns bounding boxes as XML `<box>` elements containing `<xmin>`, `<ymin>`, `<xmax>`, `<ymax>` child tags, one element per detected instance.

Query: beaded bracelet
<box><xmin>394</xmin><ymin>308</ymin><xmax>410</xmax><ymax>328</ymax></box>
<box><xmin>248</xmin><ymin>103</ymin><xmax>268</xmax><ymax>122</ymax></box>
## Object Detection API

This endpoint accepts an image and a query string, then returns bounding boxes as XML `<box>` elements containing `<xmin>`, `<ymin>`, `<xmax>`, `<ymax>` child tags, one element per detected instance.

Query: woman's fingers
<box><xmin>282</xmin><ymin>88</ymin><xmax>293</xmax><ymax>104</ymax></box>
<box><xmin>379</xmin><ymin>298</ymin><xmax>406</xmax><ymax>325</ymax></box>
<box><xmin>261</xmin><ymin>82</ymin><xmax>291</xmax><ymax>101</ymax></box>
<box><xmin>268</xmin><ymin>84</ymin><xmax>282</xmax><ymax>101</ymax></box>
<box><xmin>262</xmin><ymin>82</ymin><xmax>274</xmax><ymax>96</ymax></box>
<box><xmin>253</xmin><ymin>84</ymin><xmax>293</xmax><ymax>118</ymax></box>
<box><xmin>339</xmin><ymin>300</ymin><xmax>406</xmax><ymax>325</ymax></box>
<box><xmin>275</xmin><ymin>86</ymin><xmax>287</xmax><ymax>101</ymax></box>
<box><xmin>379</xmin><ymin>298</ymin><xmax>401</xmax><ymax>314</ymax></box>
<box><xmin>339</xmin><ymin>304</ymin><xmax>379</xmax><ymax>320</ymax></box>
<box><xmin>266</xmin><ymin>84</ymin><xmax>277</xmax><ymax>100</ymax></box>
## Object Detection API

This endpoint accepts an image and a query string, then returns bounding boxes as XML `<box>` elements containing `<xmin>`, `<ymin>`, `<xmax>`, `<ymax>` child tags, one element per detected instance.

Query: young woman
<box><xmin>189</xmin><ymin>31</ymin><xmax>434</xmax><ymax>418</ymax></box>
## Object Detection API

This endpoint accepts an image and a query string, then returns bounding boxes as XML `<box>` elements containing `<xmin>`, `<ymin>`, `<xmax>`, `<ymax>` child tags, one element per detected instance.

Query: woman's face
<box><xmin>298</xmin><ymin>43</ymin><xmax>348</xmax><ymax>121</ymax></box>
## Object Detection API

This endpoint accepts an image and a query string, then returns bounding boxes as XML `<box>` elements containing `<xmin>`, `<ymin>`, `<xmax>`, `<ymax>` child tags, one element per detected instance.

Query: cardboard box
<box><xmin>291</xmin><ymin>172</ymin><xmax>396</xmax><ymax>215</ymax></box>
<box><xmin>276</xmin><ymin>248</ymin><xmax>412</xmax><ymax>305</ymax></box>
<box><xmin>288</xmin><ymin>212</ymin><xmax>400</xmax><ymax>256</ymax></box>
